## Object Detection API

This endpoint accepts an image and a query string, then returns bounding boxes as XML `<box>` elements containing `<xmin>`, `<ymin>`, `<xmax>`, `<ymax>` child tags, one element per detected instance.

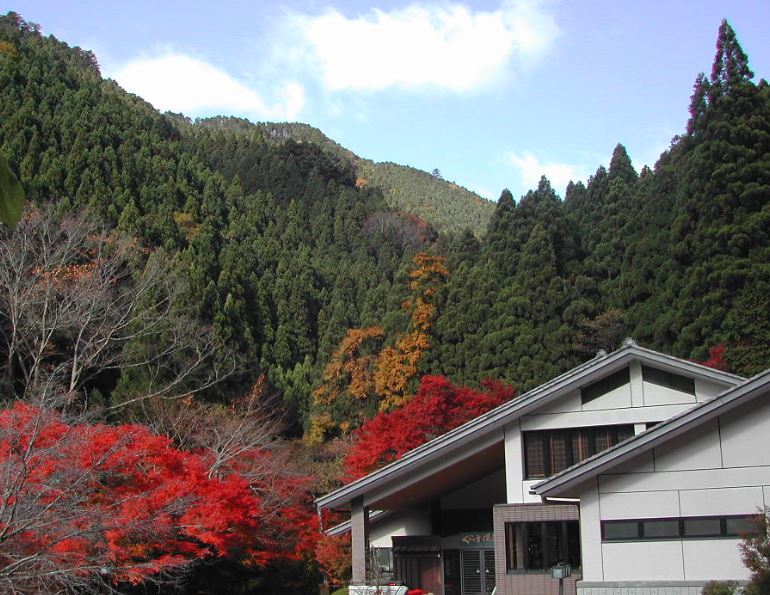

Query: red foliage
<box><xmin>0</xmin><ymin>402</ymin><xmax>316</xmax><ymax>589</ymax></box>
<box><xmin>343</xmin><ymin>375</ymin><xmax>515</xmax><ymax>480</ymax></box>
<box><xmin>314</xmin><ymin>533</ymin><xmax>351</xmax><ymax>586</ymax></box>
<box><xmin>697</xmin><ymin>344</ymin><xmax>730</xmax><ymax>372</ymax></box>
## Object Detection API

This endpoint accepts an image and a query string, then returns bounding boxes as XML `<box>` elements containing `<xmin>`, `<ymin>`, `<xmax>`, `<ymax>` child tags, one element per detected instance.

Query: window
<box><xmin>505</xmin><ymin>521</ymin><xmax>580</xmax><ymax>572</ymax></box>
<box><xmin>602</xmin><ymin>521</ymin><xmax>638</xmax><ymax>540</ymax></box>
<box><xmin>683</xmin><ymin>518</ymin><xmax>722</xmax><ymax>537</ymax></box>
<box><xmin>642</xmin><ymin>365</ymin><xmax>695</xmax><ymax>395</ymax></box>
<box><xmin>725</xmin><ymin>516</ymin><xmax>758</xmax><ymax>536</ymax></box>
<box><xmin>523</xmin><ymin>425</ymin><xmax>635</xmax><ymax>479</ymax></box>
<box><xmin>371</xmin><ymin>547</ymin><xmax>393</xmax><ymax>574</ymax></box>
<box><xmin>581</xmin><ymin>367</ymin><xmax>630</xmax><ymax>404</ymax></box>
<box><xmin>643</xmin><ymin>519</ymin><xmax>680</xmax><ymax>538</ymax></box>
<box><xmin>602</xmin><ymin>515</ymin><xmax>760</xmax><ymax>541</ymax></box>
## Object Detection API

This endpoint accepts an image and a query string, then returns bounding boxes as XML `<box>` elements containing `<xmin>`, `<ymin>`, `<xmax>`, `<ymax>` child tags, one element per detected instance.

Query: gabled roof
<box><xmin>532</xmin><ymin>368</ymin><xmax>770</xmax><ymax>498</ymax></box>
<box><xmin>316</xmin><ymin>340</ymin><xmax>743</xmax><ymax>510</ymax></box>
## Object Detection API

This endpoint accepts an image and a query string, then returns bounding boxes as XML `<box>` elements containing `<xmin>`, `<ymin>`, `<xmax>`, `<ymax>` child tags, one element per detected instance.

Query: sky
<box><xmin>12</xmin><ymin>1</ymin><xmax>770</xmax><ymax>201</ymax></box>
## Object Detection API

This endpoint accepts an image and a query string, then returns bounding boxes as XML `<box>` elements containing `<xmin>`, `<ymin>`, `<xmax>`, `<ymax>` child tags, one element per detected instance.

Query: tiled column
<box><xmin>351</xmin><ymin>496</ymin><xmax>370</xmax><ymax>583</ymax></box>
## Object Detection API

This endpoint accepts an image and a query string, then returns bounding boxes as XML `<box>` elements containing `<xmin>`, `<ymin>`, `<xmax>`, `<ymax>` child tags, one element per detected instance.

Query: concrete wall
<box><xmin>577</xmin><ymin>394</ymin><xmax>770</xmax><ymax>589</ymax></box>
<box><xmin>369</xmin><ymin>509</ymin><xmax>432</xmax><ymax>548</ymax></box>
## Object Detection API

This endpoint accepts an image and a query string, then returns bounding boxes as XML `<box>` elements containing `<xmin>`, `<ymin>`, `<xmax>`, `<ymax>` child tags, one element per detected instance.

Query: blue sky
<box><xmin>13</xmin><ymin>1</ymin><xmax>770</xmax><ymax>201</ymax></box>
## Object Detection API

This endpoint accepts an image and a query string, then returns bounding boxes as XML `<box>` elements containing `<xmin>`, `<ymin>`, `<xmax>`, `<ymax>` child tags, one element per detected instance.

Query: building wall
<box><xmin>504</xmin><ymin>361</ymin><xmax>726</xmax><ymax>504</ymax></box>
<box><xmin>577</xmin><ymin>394</ymin><xmax>770</xmax><ymax>591</ymax></box>
<box><xmin>369</xmin><ymin>509</ymin><xmax>432</xmax><ymax>548</ymax></box>
<box><xmin>493</xmin><ymin>503</ymin><xmax>581</xmax><ymax>595</ymax></box>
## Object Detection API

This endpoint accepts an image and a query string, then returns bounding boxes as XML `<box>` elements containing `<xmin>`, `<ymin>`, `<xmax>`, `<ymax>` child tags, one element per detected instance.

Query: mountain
<box><xmin>2</xmin><ymin>10</ymin><xmax>769</xmax><ymax>428</ymax></box>
<box><xmin>189</xmin><ymin>117</ymin><xmax>494</xmax><ymax>236</ymax></box>
<box><xmin>0</xmin><ymin>11</ymin><xmax>428</xmax><ymax>432</ymax></box>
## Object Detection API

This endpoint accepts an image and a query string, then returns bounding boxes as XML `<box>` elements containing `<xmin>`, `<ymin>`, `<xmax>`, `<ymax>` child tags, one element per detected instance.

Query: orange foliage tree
<box><xmin>307</xmin><ymin>326</ymin><xmax>385</xmax><ymax>443</ymax></box>
<box><xmin>374</xmin><ymin>253</ymin><xmax>449</xmax><ymax>410</ymax></box>
<box><xmin>307</xmin><ymin>253</ymin><xmax>449</xmax><ymax>442</ymax></box>
<box><xmin>314</xmin><ymin>533</ymin><xmax>351</xmax><ymax>588</ymax></box>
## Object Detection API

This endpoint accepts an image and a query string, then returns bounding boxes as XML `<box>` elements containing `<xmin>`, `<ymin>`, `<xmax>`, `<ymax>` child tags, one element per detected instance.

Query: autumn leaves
<box><xmin>307</xmin><ymin>253</ymin><xmax>449</xmax><ymax>443</ymax></box>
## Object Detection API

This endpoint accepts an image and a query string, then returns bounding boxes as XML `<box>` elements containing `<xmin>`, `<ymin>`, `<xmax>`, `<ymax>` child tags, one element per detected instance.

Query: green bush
<box><xmin>702</xmin><ymin>581</ymin><xmax>738</xmax><ymax>595</ymax></box>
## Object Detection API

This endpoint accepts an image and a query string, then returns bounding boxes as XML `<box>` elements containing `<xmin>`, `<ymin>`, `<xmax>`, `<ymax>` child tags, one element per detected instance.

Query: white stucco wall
<box><xmin>580</xmin><ymin>383</ymin><xmax>632</xmax><ymax>411</ymax></box>
<box><xmin>695</xmin><ymin>377</ymin><xmax>732</xmax><ymax>402</ymax></box>
<box><xmin>601</xmin><ymin>541</ymin><xmax>684</xmax><ymax>581</ymax></box>
<box><xmin>369</xmin><ymin>509</ymin><xmax>432</xmax><ymax>548</ymax></box>
<box><xmin>720</xmin><ymin>392</ymin><xmax>770</xmax><ymax>467</ymax></box>
<box><xmin>578</xmin><ymin>478</ymin><xmax>604</xmax><ymax>582</ymax></box>
<box><xmin>580</xmin><ymin>394</ymin><xmax>770</xmax><ymax>585</ymax></box>
<box><xmin>505</xmin><ymin>360</ymin><xmax>729</xmax><ymax>504</ymax></box>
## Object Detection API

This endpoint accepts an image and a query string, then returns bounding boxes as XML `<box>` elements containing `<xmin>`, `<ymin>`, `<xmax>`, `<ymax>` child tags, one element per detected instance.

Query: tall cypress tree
<box><xmin>709</xmin><ymin>19</ymin><xmax>754</xmax><ymax>97</ymax></box>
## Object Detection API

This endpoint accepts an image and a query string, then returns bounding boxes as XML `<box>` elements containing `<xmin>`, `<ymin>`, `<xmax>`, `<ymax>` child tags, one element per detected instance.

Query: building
<box><xmin>316</xmin><ymin>340</ymin><xmax>760</xmax><ymax>595</ymax></box>
<box><xmin>531</xmin><ymin>366</ymin><xmax>770</xmax><ymax>594</ymax></box>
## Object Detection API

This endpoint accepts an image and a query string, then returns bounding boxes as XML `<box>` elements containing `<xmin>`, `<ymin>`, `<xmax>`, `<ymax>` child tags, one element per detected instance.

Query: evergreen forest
<box><xmin>0</xmin><ymin>10</ymin><xmax>769</xmax><ymax>593</ymax></box>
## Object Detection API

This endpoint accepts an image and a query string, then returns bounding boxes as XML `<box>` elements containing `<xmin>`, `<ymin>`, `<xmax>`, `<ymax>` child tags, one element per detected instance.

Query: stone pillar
<box><xmin>351</xmin><ymin>496</ymin><xmax>370</xmax><ymax>584</ymax></box>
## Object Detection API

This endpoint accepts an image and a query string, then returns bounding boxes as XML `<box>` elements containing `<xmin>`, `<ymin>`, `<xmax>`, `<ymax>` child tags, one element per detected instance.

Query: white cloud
<box><xmin>111</xmin><ymin>51</ymin><xmax>305</xmax><ymax>120</ymax></box>
<box><xmin>507</xmin><ymin>151</ymin><xmax>586</xmax><ymax>194</ymax></box>
<box><xmin>284</xmin><ymin>0</ymin><xmax>560</xmax><ymax>93</ymax></box>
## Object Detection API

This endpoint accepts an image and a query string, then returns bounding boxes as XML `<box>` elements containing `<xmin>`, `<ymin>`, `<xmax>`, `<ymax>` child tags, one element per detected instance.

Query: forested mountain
<box><xmin>0</xmin><ymin>11</ymin><xmax>424</xmax><ymax>432</ymax></box>
<box><xmin>186</xmin><ymin>116</ymin><xmax>494</xmax><ymax>236</ymax></box>
<box><xmin>423</xmin><ymin>20</ymin><xmax>770</xmax><ymax>389</ymax></box>
<box><xmin>355</xmin><ymin>160</ymin><xmax>493</xmax><ymax>236</ymax></box>
<box><xmin>2</xmin><ymin>12</ymin><xmax>769</xmax><ymax>433</ymax></box>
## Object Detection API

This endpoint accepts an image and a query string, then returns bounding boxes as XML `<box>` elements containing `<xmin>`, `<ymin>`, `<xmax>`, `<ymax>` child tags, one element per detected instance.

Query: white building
<box><xmin>532</xmin><ymin>363</ymin><xmax>770</xmax><ymax>594</ymax></box>
<box><xmin>317</xmin><ymin>340</ymin><xmax>760</xmax><ymax>595</ymax></box>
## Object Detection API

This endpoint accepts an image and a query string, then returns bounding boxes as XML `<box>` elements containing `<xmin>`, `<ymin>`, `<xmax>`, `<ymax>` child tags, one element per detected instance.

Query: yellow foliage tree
<box><xmin>306</xmin><ymin>252</ymin><xmax>449</xmax><ymax>442</ymax></box>
<box><xmin>306</xmin><ymin>326</ymin><xmax>385</xmax><ymax>444</ymax></box>
<box><xmin>374</xmin><ymin>253</ymin><xmax>448</xmax><ymax>410</ymax></box>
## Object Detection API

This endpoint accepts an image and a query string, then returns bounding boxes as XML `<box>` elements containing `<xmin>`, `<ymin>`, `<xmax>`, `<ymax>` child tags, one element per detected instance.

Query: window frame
<box><xmin>601</xmin><ymin>514</ymin><xmax>760</xmax><ymax>542</ymax></box>
<box><xmin>581</xmin><ymin>367</ymin><xmax>630</xmax><ymax>404</ymax></box>
<box><xmin>641</xmin><ymin>365</ymin><xmax>696</xmax><ymax>395</ymax></box>
<box><xmin>504</xmin><ymin>520</ymin><xmax>581</xmax><ymax>574</ymax></box>
<box><xmin>370</xmin><ymin>546</ymin><xmax>394</xmax><ymax>574</ymax></box>
<box><xmin>523</xmin><ymin>425</ymin><xmax>635</xmax><ymax>479</ymax></box>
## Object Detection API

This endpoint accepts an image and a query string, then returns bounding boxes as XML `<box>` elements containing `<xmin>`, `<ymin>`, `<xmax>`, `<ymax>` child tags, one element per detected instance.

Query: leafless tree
<box><xmin>0</xmin><ymin>207</ymin><xmax>235</xmax><ymax>410</ymax></box>
<box><xmin>141</xmin><ymin>376</ymin><xmax>311</xmax><ymax>529</ymax></box>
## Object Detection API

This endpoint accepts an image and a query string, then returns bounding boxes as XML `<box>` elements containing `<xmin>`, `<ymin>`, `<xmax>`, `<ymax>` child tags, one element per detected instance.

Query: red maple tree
<box><xmin>314</xmin><ymin>532</ymin><xmax>351</xmax><ymax>587</ymax></box>
<box><xmin>343</xmin><ymin>375</ymin><xmax>515</xmax><ymax>481</ymax></box>
<box><xmin>0</xmin><ymin>402</ymin><xmax>316</xmax><ymax>592</ymax></box>
<box><xmin>697</xmin><ymin>343</ymin><xmax>730</xmax><ymax>372</ymax></box>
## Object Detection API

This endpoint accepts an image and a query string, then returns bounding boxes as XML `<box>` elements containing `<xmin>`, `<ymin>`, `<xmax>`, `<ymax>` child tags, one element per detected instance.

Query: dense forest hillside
<box><xmin>356</xmin><ymin>159</ymin><xmax>493</xmax><ymax>237</ymax></box>
<box><xmin>2</xmin><ymin>12</ymin><xmax>769</xmax><ymax>433</ymax></box>
<box><xmin>186</xmin><ymin>116</ymin><xmax>494</xmax><ymax>236</ymax></box>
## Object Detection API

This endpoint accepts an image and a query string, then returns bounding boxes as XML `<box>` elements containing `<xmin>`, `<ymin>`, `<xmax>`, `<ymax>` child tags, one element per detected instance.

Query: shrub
<box><xmin>702</xmin><ymin>581</ymin><xmax>738</xmax><ymax>595</ymax></box>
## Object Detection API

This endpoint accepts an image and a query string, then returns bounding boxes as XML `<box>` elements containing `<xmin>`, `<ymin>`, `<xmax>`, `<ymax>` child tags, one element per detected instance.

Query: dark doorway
<box><xmin>461</xmin><ymin>549</ymin><xmax>495</xmax><ymax>595</ymax></box>
<box><xmin>393</xmin><ymin>536</ymin><xmax>443</xmax><ymax>593</ymax></box>
<box><xmin>443</xmin><ymin>549</ymin><xmax>460</xmax><ymax>595</ymax></box>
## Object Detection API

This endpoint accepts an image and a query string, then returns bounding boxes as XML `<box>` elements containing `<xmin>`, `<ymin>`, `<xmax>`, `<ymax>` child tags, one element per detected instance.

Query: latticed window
<box><xmin>524</xmin><ymin>425</ymin><xmax>634</xmax><ymax>478</ymax></box>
